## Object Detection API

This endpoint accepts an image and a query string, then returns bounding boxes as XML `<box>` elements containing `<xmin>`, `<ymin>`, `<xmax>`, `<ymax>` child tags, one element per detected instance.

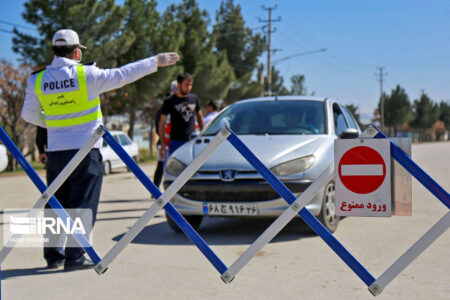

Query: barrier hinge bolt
<box><xmin>220</xmin><ymin>126</ymin><xmax>231</xmax><ymax>136</ymax></box>
<box><xmin>291</xmin><ymin>203</ymin><xmax>300</xmax><ymax>211</ymax></box>
<box><xmin>368</xmin><ymin>284</ymin><xmax>382</xmax><ymax>296</ymax></box>
<box><xmin>96</xmin><ymin>126</ymin><xmax>105</xmax><ymax>135</ymax></box>
<box><xmin>156</xmin><ymin>198</ymin><xmax>164</xmax><ymax>206</ymax></box>
<box><xmin>42</xmin><ymin>193</ymin><xmax>48</xmax><ymax>200</ymax></box>
<box><xmin>221</xmin><ymin>272</ymin><xmax>233</xmax><ymax>283</ymax></box>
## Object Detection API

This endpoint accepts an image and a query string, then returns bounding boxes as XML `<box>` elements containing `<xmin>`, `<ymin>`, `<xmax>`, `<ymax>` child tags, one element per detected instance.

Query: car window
<box><xmin>118</xmin><ymin>134</ymin><xmax>132</xmax><ymax>146</ymax></box>
<box><xmin>333</xmin><ymin>104</ymin><xmax>349</xmax><ymax>136</ymax></box>
<box><xmin>102</xmin><ymin>139</ymin><xmax>108</xmax><ymax>148</ymax></box>
<box><xmin>203</xmin><ymin>100</ymin><xmax>325</xmax><ymax>136</ymax></box>
<box><xmin>341</xmin><ymin>106</ymin><xmax>359</xmax><ymax>130</ymax></box>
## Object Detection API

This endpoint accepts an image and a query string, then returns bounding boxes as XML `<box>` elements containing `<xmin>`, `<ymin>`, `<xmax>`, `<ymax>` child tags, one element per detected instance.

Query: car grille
<box><xmin>178</xmin><ymin>191</ymin><xmax>281</xmax><ymax>202</ymax></box>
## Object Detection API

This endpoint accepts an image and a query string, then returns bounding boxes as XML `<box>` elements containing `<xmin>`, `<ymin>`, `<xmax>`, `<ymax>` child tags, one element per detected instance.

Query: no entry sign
<box><xmin>335</xmin><ymin>139</ymin><xmax>391</xmax><ymax>217</ymax></box>
<box><xmin>338</xmin><ymin>146</ymin><xmax>386</xmax><ymax>194</ymax></box>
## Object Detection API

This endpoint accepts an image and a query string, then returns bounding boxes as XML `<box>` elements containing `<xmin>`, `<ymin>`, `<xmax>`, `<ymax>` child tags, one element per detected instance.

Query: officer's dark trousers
<box><xmin>43</xmin><ymin>149</ymin><xmax>103</xmax><ymax>264</ymax></box>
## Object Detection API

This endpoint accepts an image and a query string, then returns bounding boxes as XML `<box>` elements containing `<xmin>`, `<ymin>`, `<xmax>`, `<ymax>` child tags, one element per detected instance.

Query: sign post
<box><xmin>335</xmin><ymin>139</ymin><xmax>391</xmax><ymax>217</ymax></box>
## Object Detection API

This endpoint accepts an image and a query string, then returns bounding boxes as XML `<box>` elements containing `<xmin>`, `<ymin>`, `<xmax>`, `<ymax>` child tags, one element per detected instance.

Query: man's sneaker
<box><xmin>47</xmin><ymin>259</ymin><xmax>65</xmax><ymax>269</ymax></box>
<box><xmin>64</xmin><ymin>259</ymin><xmax>94</xmax><ymax>271</ymax></box>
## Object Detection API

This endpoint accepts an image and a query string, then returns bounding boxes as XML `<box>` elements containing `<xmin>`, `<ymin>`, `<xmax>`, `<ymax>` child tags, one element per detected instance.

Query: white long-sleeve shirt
<box><xmin>203</xmin><ymin>111</ymin><xmax>218</xmax><ymax>125</ymax></box>
<box><xmin>22</xmin><ymin>56</ymin><xmax>158</xmax><ymax>151</ymax></box>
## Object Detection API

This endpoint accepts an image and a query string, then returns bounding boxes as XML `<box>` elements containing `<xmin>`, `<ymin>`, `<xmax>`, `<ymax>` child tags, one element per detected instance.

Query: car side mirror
<box><xmin>339</xmin><ymin>128</ymin><xmax>359</xmax><ymax>139</ymax></box>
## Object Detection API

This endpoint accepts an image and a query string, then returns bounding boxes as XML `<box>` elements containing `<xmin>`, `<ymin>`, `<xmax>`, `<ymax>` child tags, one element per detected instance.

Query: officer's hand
<box><xmin>39</xmin><ymin>153</ymin><xmax>47</xmax><ymax>164</ymax></box>
<box><xmin>156</xmin><ymin>52</ymin><xmax>180</xmax><ymax>67</ymax></box>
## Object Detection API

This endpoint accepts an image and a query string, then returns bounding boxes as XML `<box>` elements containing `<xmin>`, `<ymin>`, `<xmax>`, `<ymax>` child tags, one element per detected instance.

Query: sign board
<box><xmin>335</xmin><ymin>139</ymin><xmax>391</xmax><ymax>217</ymax></box>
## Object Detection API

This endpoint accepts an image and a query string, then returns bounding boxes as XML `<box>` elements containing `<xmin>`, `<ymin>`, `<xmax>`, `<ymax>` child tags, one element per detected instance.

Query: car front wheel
<box><xmin>165</xmin><ymin>211</ymin><xmax>203</xmax><ymax>232</ymax></box>
<box><xmin>103</xmin><ymin>161</ymin><xmax>111</xmax><ymax>175</ymax></box>
<box><xmin>317</xmin><ymin>180</ymin><xmax>340</xmax><ymax>233</ymax></box>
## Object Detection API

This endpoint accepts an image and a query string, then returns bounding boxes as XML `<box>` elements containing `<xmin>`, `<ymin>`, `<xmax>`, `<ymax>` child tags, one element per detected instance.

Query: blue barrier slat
<box><xmin>102</xmin><ymin>127</ymin><xmax>228</xmax><ymax>274</ymax></box>
<box><xmin>164</xmin><ymin>204</ymin><xmax>227</xmax><ymax>274</ymax></box>
<box><xmin>101</xmin><ymin>128</ymin><xmax>162</xmax><ymax>199</ymax></box>
<box><xmin>373</xmin><ymin>131</ymin><xmax>450</xmax><ymax>209</ymax></box>
<box><xmin>227</xmin><ymin>131</ymin><xmax>376</xmax><ymax>286</ymax></box>
<box><xmin>298</xmin><ymin>209</ymin><xmax>375</xmax><ymax>286</ymax></box>
<box><xmin>0</xmin><ymin>126</ymin><xmax>101</xmax><ymax>264</ymax></box>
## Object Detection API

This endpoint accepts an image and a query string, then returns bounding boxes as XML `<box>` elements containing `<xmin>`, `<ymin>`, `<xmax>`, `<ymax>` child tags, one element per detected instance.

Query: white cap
<box><xmin>170</xmin><ymin>80</ymin><xmax>178</xmax><ymax>92</ymax></box>
<box><xmin>52</xmin><ymin>29</ymin><xmax>87</xmax><ymax>49</ymax></box>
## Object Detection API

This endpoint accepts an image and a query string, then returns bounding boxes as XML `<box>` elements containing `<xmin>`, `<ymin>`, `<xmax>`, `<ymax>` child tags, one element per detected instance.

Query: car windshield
<box><xmin>202</xmin><ymin>100</ymin><xmax>325</xmax><ymax>136</ymax></box>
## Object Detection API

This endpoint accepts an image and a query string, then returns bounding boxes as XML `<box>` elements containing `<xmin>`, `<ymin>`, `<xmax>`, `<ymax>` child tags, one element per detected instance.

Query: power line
<box><xmin>272</xmin><ymin>48</ymin><xmax>327</xmax><ymax>65</ymax></box>
<box><xmin>277</xmin><ymin>9</ymin><xmax>376</xmax><ymax>71</ymax></box>
<box><xmin>0</xmin><ymin>20</ymin><xmax>36</xmax><ymax>31</ymax></box>
<box><xmin>259</xmin><ymin>5</ymin><xmax>281</xmax><ymax>96</ymax></box>
<box><xmin>0</xmin><ymin>28</ymin><xmax>14</xmax><ymax>34</ymax></box>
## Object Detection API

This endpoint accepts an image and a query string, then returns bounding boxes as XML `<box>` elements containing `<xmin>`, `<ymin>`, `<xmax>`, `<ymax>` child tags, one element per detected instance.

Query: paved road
<box><xmin>0</xmin><ymin>142</ymin><xmax>448</xmax><ymax>299</ymax></box>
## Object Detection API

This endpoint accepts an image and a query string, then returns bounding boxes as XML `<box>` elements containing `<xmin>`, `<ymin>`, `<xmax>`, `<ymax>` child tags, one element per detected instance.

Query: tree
<box><xmin>169</xmin><ymin>0</ymin><xmax>234</xmax><ymax>105</ymax></box>
<box><xmin>410</xmin><ymin>92</ymin><xmax>440</xmax><ymax>141</ymax></box>
<box><xmin>13</xmin><ymin>0</ymin><xmax>129</xmax><ymax>68</ymax></box>
<box><xmin>213</xmin><ymin>0</ymin><xmax>265</xmax><ymax>78</ymax></box>
<box><xmin>224</xmin><ymin>72</ymin><xmax>264</xmax><ymax>103</ymax></box>
<box><xmin>0</xmin><ymin>61</ymin><xmax>33</xmax><ymax>171</ymax></box>
<box><xmin>112</xmin><ymin>0</ymin><xmax>183</xmax><ymax>138</ymax></box>
<box><xmin>265</xmin><ymin>66</ymin><xmax>289</xmax><ymax>95</ymax></box>
<box><xmin>192</xmin><ymin>51</ymin><xmax>235</xmax><ymax>102</ymax></box>
<box><xmin>213</xmin><ymin>0</ymin><xmax>265</xmax><ymax>103</ymax></box>
<box><xmin>290</xmin><ymin>74</ymin><xmax>308</xmax><ymax>95</ymax></box>
<box><xmin>383</xmin><ymin>85</ymin><xmax>412</xmax><ymax>135</ymax></box>
<box><xmin>439</xmin><ymin>100</ymin><xmax>450</xmax><ymax>131</ymax></box>
<box><xmin>168</xmin><ymin>0</ymin><xmax>211</xmax><ymax>75</ymax></box>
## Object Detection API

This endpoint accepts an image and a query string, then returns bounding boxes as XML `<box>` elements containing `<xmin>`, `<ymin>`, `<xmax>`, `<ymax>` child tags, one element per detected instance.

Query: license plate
<box><xmin>204</xmin><ymin>203</ymin><xmax>258</xmax><ymax>216</ymax></box>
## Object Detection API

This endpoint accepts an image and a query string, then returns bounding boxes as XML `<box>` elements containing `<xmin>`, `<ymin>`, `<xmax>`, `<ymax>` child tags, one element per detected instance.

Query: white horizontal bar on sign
<box><xmin>340</xmin><ymin>164</ymin><xmax>383</xmax><ymax>176</ymax></box>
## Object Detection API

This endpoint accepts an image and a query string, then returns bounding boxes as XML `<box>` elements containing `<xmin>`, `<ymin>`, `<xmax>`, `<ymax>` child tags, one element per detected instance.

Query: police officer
<box><xmin>21</xmin><ymin>29</ymin><xmax>179</xmax><ymax>270</ymax></box>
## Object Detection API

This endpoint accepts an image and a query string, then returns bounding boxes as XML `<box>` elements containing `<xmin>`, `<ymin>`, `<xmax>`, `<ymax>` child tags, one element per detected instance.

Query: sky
<box><xmin>1</xmin><ymin>0</ymin><xmax>450</xmax><ymax>119</ymax></box>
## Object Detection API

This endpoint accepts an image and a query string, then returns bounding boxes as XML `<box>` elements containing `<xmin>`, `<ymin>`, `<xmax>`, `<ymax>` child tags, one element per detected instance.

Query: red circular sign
<box><xmin>338</xmin><ymin>146</ymin><xmax>386</xmax><ymax>194</ymax></box>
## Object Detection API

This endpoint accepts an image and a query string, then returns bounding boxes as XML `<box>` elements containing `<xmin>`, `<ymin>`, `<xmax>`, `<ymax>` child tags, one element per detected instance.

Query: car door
<box><xmin>117</xmin><ymin>133</ymin><xmax>134</xmax><ymax>159</ymax></box>
<box><xmin>0</xmin><ymin>144</ymin><xmax>8</xmax><ymax>172</ymax></box>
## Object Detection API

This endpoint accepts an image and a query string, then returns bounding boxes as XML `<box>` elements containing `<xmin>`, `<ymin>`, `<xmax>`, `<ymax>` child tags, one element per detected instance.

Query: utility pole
<box><xmin>375</xmin><ymin>67</ymin><xmax>387</xmax><ymax>130</ymax></box>
<box><xmin>259</xmin><ymin>5</ymin><xmax>281</xmax><ymax>96</ymax></box>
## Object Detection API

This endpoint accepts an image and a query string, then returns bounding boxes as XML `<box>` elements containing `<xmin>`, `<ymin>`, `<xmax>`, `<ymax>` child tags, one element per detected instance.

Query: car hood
<box><xmin>172</xmin><ymin>134</ymin><xmax>331</xmax><ymax>171</ymax></box>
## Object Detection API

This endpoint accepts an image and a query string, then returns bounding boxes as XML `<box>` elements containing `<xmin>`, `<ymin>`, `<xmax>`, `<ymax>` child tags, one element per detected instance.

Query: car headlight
<box><xmin>271</xmin><ymin>155</ymin><xmax>315</xmax><ymax>176</ymax></box>
<box><xmin>166</xmin><ymin>157</ymin><xmax>187</xmax><ymax>176</ymax></box>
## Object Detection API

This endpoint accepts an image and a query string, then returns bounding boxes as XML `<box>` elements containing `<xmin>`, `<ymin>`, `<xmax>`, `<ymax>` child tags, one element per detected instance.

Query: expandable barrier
<box><xmin>0</xmin><ymin>123</ymin><xmax>448</xmax><ymax>298</ymax></box>
<box><xmin>362</xmin><ymin>124</ymin><xmax>449</xmax><ymax>295</ymax></box>
<box><xmin>94</xmin><ymin>125</ymin><xmax>374</xmax><ymax>286</ymax></box>
<box><xmin>0</xmin><ymin>126</ymin><xmax>105</xmax><ymax>265</ymax></box>
<box><xmin>0</xmin><ymin>125</ymin><xmax>105</xmax><ymax>300</ymax></box>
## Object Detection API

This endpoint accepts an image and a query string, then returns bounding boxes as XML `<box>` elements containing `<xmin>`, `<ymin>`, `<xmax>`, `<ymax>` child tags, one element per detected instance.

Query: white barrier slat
<box><xmin>221</xmin><ymin>165</ymin><xmax>334</xmax><ymax>283</ymax></box>
<box><xmin>369</xmin><ymin>211</ymin><xmax>450</xmax><ymax>296</ymax></box>
<box><xmin>95</xmin><ymin>128</ymin><xmax>231</xmax><ymax>274</ymax></box>
<box><xmin>0</xmin><ymin>126</ymin><xmax>104</xmax><ymax>263</ymax></box>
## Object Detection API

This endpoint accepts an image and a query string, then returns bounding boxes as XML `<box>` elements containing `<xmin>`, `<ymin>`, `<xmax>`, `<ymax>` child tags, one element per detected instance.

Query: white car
<box><xmin>164</xmin><ymin>96</ymin><xmax>361</xmax><ymax>233</ymax></box>
<box><xmin>100</xmin><ymin>131</ymin><xmax>139</xmax><ymax>175</ymax></box>
<box><xmin>0</xmin><ymin>144</ymin><xmax>8</xmax><ymax>172</ymax></box>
